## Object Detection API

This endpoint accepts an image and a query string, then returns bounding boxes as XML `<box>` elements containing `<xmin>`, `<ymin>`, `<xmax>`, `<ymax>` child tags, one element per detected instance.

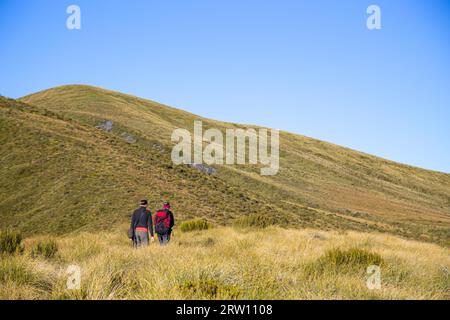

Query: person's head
<box><xmin>140</xmin><ymin>199</ymin><xmax>148</xmax><ymax>207</ymax></box>
<box><xmin>163</xmin><ymin>202</ymin><xmax>170</xmax><ymax>209</ymax></box>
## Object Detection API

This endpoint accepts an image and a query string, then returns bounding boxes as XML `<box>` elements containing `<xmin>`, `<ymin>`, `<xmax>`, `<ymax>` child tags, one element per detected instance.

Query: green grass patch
<box><xmin>0</xmin><ymin>229</ymin><xmax>24</xmax><ymax>255</ymax></box>
<box><xmin>305</xmin><ymin>247</ymin><xmax>384</xmax><ymax>276</ymax></box>
<box><xmin>30</xmin><ymin>239</ymin><xmax>58</xmax><ymax>259</ymax></box>
<box><xmin>180</xmin><ymin>219</ymin><xmax>211</xmax><ymax>232</ymax></box>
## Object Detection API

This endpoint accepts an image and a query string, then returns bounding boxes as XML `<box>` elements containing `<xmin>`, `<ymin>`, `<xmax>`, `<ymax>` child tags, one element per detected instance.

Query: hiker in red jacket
<box><xmin>154</xmin><ymin>202</ymin><xmax>174</xmax><ymax>245</ymax></box>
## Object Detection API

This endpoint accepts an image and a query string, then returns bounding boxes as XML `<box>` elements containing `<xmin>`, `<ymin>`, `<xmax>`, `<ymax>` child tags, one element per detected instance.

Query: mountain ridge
<box><xmin>19</xmin><ymin>84</ymin><xmax>449</xmax><ymax>174</ymax></box>
<box><xmin>0</xmin><ymin>85</ymin><xmax>448</xmax><ymax>245</ymax></box>
<box><xmin>20</xmin><ymin>84</ymin><xmax>450</xmax><ymax>175</ymax></box>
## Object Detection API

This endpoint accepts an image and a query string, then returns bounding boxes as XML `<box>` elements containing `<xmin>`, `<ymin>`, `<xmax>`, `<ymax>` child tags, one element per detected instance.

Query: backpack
<box><xmin>155</xmin><ymin>209</ymin><xmax>171</xmax><ymax>235</ymax></box>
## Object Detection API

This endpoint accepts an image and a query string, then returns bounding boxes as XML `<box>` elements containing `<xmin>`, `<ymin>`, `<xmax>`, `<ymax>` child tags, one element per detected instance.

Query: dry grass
<box><xmin>1</xmin><ymin>226</ymin><xmax>448</xmax><ymax>300</ymax></box>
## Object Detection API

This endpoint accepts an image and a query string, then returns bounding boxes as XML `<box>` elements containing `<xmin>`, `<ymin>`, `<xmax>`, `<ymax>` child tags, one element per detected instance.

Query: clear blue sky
<box><xmin>1</xmin><ymin>0</ymin><xmax>449</xmax><ymax>173</ymax></box>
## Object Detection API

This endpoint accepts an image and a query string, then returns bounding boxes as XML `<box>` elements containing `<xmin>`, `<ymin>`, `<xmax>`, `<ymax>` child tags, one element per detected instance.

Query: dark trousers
<box><xmin>157</xmin><ymin>232</ymin><xmax>170</xmax><ymax>245</ymax></box>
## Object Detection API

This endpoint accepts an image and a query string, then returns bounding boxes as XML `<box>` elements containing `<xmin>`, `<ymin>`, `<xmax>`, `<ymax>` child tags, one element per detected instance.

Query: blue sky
<box><xmin>1</xmin><ymin>0</ymin><xmax>449</xmax><ymax>173</ymax></box>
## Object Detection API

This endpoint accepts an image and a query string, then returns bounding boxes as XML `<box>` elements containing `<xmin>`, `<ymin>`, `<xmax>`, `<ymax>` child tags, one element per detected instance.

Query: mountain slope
<box><xmin>0</xmin><ymin>85</ymin><xmax>448</xmax><ymax>244</ymax></box>
<box><xmin>0</xmin><ymin>96</ymin><xmax>273</xmax><ymax>235</ymax></box>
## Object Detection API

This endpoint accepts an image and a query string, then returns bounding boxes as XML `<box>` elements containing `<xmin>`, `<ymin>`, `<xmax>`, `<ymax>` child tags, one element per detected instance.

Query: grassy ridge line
<box><xmin>4</xmin><ymin>84</ymin><xmax>450</xmax><ymax>244</ymax></box>
<box><xmin>1</xmin><ymin>226</ymin><xmax>449</xmax><ymax>299</ymax></box>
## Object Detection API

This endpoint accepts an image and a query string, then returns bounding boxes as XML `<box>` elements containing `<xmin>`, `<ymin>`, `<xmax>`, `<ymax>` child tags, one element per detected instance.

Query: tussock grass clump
<box><xmin>305</xmin><ymin>247</ymin><xmax>384</xmax><ymax>276</ymax></box>
<box><xmin>0</xmin><ymin>258</ymin><xmax>35</xmax><ymax>285</ymax></box>
<box><xmin>233</xmin><ymin>213</ymin><xmax>288</xmax><ymax>228</ymax></box>
<box><xmin>30</xmin><ymin>239</ymin><xmax>58</xmax><ymax>259</ymax></box>
<box><xmin>0</xmin><ymin>256</ymin><xmax>54</xmax><ymax>299</ymax></box>
<box><xmin>0</xmin><ymin>229</ymin><xmax>24</xmax><ymax>255</ymax></box>
<box><xmin>179</xmin><ymin>272</ymin><xmax>242</xmax><ymax>299</ymax></box>
<box><xmin>180</xmin><ymin>219</ymin><xmax>210</xmax><ymax>232</ymax></box>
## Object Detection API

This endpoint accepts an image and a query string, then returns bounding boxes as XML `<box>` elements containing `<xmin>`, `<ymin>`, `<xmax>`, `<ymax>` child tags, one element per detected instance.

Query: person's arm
<box><xmin>169</xmin><ymin>211</ymin><xmax>174</xmax><ymax>229</ymax></box>
<box><xmin>148</xmin><ymin>211</ymin><xmax>154</xmax><ymax>238</ymax></box>
<box><xmin>130</xmin><ymin>210</ymin><xmax>136</xmax><ymax>230</ymax></box>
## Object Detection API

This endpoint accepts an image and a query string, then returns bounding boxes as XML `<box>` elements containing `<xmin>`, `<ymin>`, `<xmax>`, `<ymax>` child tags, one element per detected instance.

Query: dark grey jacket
<box><xmin>130</xmin><ymin>207</ymin><xmax>154</xmax><ymax>237</ymax></box>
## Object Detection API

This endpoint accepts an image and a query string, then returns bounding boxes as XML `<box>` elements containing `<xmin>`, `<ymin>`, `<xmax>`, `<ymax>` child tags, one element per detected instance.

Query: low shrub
<box><xmin>0</xmin><ymin>229</ymin><xmax>24</xmax><ymax>255</ymax></box>
<box><xmin>30</xmin><ymin>239</ymin><xmax>58</xmax><ymax>259</ymax></box>
<box><xmin>305</xmin><ymin>247</ymin><xmax>384</xmax><ymax>276</ymax></box>
<box><xmin>322</xmin><ymin>248</ymin><xmax>383</xmax><ymax>267</ymax></box>
<box><xmin>180</xmin><ymin>219</ymin><xmax>210</xmax><ymax>232</ymax></box>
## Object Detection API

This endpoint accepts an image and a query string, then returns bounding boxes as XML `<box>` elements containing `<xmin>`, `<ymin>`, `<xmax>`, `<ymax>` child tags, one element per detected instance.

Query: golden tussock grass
<box><xmin>1</xmin><ymin>227</ymin><xmax>448</xmax><ymax>300</ymax></box>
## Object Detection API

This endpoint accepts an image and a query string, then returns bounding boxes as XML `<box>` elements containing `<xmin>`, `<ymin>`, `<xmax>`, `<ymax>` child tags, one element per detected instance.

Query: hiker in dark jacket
<box><xmin>130</xmin><ymin>199</ymin><xmax>154</xmax><ymax>247</ymax></box>
<box><xmin>154</xmin><ymin>202</ymin><xmax>174</xmax><ymax>245</ymax></box>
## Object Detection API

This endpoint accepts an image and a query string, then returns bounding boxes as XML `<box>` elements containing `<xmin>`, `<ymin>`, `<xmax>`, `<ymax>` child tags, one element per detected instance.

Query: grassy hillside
<box><xmin>1</xmin><ymin>226</ymin><xmax>449</xmax><ymax>299</ymax></box>
<box><xmin>0</xmin><ymin>96</ymin><xmax>273</xmax><ymax>235</ymax></box>
<box><xmin>1</xmin><ymin>85</ymin><xmax>449</xmax><ymax>300</ymax></box>
<box><xmin>9</xmin><ymin>84</ymin><xmax>448</xmax><ymax>245</ymax></box>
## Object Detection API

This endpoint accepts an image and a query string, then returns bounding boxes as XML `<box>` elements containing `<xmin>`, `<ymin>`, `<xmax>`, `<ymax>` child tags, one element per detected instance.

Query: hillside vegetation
<box><xmin>0</xmin><ymin>95</ymin><xmax>273</xmax><ymax>235</ymax></box>
<box><xmin>0</xmin><ymin>84</ymin><xmax>444</xmax><ymax>245</ymax></box>
<box><xmin>1</xmin><ymin>85</ymin><xmax>449</xmax><ymax>300</ymax></box>
<box><xmin>1</xmin><ymin>226</ymin><xmax>448</xmax><ymax>299</ymax></box>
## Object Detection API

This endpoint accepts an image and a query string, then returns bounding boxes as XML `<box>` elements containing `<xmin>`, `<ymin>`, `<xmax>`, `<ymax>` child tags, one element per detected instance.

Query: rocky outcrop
<box><xmin>121</xmin><ymin>132</ymin><xmax>137</xmax><ymax>144</ymax></box>
<box><xmin>188</xmin><ymin>163</ymin><xmax>217</xmax><ymax>175</ymax></box>
<box><xmin>96</xmin><ymin>120</ymin><xmax>113</xmax><ymax>132</ymax></box>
